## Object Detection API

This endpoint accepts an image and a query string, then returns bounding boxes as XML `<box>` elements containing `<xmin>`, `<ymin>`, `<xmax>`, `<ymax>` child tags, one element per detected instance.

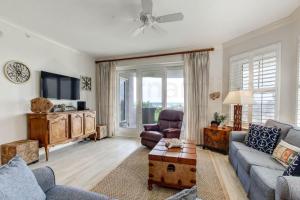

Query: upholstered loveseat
<box><xmin>229</xmin><ymin>119</ymin><xmax>300</xmax><ymax>200</ymax></box>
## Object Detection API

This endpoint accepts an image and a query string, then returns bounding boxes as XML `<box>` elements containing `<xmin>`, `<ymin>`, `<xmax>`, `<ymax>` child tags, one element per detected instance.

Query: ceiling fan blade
<box><xmin>132</xmin><ymin>25</ymin><xmax>146</xmax><ymax>37</ymax></box>
<box><xmin>156</xmin><ymin>13</ymin><xmax>184</xmax><ymax>23</ymax></box>
<box><xmin>151</xmin><ymin>23</ymin><xmax>167</xmax><ymax>35</ymax></box>
<box><xmin>141</xmin><ymin>0</ymin><xmax>153</xmax><ymax>14</ymax></box>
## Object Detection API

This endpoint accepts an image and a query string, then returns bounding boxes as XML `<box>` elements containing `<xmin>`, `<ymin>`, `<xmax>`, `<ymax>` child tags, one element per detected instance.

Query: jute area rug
<box><xmin>92</xmin><ymin>147</ymin><xmax>228</xmax><ymax>200</ymax></box>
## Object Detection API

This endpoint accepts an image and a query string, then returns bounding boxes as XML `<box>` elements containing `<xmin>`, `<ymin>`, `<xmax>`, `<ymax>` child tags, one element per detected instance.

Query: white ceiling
<box><xmin>0</xmin><ymin>0</ymin><xmax>299</xmax><ymax>59</ymax></box>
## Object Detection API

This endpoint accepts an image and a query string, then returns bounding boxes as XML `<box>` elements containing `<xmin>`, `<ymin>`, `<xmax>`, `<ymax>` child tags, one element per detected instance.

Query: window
<box><xmin>119</xmin><ymin>78</ymin><xmax>127</xmax><ymax>122</ymax></box>
<box><xmin>297</xmin><ymin>40</ymin><xmax>300</xmax><ymax>126</ymax></box>
<box><xmin>229</xmin><ymin>44</ymin><xmax>280</xmax><ymax>124</ymax></box>
<box><xmin>167</xmin><ymin>69</ymin><xmax>184</xmax><ymax>110</ymax></box>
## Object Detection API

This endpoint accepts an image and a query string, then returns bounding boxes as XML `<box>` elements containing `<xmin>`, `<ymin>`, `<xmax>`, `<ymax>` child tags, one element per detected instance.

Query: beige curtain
<box><xmin>96</xmin><ymin>62</ymin><xmax>116</xmax><ymax>137</ymax></box>
<box><xmin>183</xmin><ymin>52</ymin><xmax>210</xmax><ymax>145</ymax></box>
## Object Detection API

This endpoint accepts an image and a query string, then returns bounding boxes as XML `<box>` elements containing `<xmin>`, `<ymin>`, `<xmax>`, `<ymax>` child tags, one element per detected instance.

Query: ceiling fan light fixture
<box><xmin>132</xmin><ymin>0</ymin><xmax>184</xmax><ymax>37</ymax></box>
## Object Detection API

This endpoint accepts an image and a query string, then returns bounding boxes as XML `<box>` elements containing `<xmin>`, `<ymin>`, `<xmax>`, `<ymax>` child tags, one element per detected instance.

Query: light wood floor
<box><xmin>30</xmin><ymin>137</ymin><xmax>248</xmax><ymax>200</ymax></box>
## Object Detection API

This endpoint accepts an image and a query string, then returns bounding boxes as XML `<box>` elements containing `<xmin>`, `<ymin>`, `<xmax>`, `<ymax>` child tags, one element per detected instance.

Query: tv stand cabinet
<box><xmin>27</xmin><ymin>110</ymin><xmax>96</xmax><ymax>161</ymax></box>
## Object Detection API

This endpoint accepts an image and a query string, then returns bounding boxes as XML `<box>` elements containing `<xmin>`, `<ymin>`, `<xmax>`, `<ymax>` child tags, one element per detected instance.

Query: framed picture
<box><xmin>81</xmin><ymin>76</ymin><xmax>92</xmax><ymax>91</ymax></box>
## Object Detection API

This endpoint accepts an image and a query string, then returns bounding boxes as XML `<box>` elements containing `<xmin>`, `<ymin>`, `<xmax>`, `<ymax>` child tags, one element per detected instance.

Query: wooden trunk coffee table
<box><xmin>148</xmin><ymin>138</ymin><xmax>197</xmax><ymax>190</ymax></box>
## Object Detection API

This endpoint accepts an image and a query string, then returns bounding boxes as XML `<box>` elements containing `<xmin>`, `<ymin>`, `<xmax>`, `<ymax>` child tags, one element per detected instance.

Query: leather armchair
<box><xmin>140</xmin><ymin>109</ymin><xmax>184</xmax><ymax>148</ymax></box>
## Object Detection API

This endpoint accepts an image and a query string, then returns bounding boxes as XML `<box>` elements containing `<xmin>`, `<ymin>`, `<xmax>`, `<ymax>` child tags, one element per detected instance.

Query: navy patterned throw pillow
<box><xmin>283</xmin><ymin>153</ymin><xmax>300</xmax><ymax>176</ymax></box>
<box><xmin>246</xmin><ymin>123</ymin><xmax>281</xmax><ymax>154</ymax></box>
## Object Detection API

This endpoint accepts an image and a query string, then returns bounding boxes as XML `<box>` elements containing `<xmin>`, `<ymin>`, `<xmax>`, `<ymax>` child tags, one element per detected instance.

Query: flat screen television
<box><xmin>41</xmin><ymin>71</ymin><xmax>80</xmax><ymax>100</ymax></box>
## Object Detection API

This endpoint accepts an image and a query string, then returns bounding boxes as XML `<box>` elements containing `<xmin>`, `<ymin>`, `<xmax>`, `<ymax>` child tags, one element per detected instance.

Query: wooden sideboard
<box><xmin>27</xmin><ymin>110</ymin><xmax>96</xmax><ymax>161</ymax></box>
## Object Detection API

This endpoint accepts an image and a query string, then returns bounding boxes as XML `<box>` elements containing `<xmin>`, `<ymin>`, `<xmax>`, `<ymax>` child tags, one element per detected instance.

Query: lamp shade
<box><xmin>223</xmin><ymin>90</ymin><xmax>253</xmax><ymax>105</ymax></box>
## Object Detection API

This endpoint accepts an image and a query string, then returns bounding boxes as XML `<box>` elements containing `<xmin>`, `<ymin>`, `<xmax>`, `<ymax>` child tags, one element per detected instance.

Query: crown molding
<box><xmin>0</xmin><ymin>17</ymin><xmax>94</xmax><ymax>58</ymax></box>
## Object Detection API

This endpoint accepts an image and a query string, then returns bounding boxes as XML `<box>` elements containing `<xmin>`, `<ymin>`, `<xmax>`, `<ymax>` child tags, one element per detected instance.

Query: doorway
<box><xmin>116</xmin><ymin>66</ymin><xmax>184</xmax><ymax>137</ymax></box>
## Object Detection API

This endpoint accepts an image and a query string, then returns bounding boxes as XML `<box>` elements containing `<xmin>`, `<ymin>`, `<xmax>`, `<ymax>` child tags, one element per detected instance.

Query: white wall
<box><xmin>0</xmin><ymin>19</ymin><xmax>96</xmax><ymax>145</ymax></box>
<box><xmin>222</xmin><ymin>8</ymin><xmax>300</xmax><ymax>124</ymax></box>
<box><xmin>208</xmin><ymin>46</ymin><xmax>224</xmax><ymax>121</ymax></box>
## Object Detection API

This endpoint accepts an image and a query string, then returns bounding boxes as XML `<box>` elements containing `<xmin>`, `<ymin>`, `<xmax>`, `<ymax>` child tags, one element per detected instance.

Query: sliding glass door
<box><xmin>116</xmin><ymin>70</ymin><xmax>137</xmax><ymax>136</ymax></box>
<box><xmin>116</xmin><ymin>66</ymin><xmax>183</xmax><ymax>136</ymax></box>
<box><xmin>142</xmin><ymin>71</ymin><xmax>164</xmax><ymax>124</ymax></box>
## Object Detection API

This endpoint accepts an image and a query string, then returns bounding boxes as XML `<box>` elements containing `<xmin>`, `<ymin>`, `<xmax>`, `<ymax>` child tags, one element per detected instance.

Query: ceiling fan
<box><xmin>132</xmin><ymin>0</ymin><xmax>184</xmax><ymax>36</ymax></box>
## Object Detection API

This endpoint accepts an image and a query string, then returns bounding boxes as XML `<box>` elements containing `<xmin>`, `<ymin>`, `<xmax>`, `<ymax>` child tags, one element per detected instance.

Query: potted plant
<box><xmin>211</xmin><ymin>112</ymin><xmax>227</xmax><ymax>128</ymax></box>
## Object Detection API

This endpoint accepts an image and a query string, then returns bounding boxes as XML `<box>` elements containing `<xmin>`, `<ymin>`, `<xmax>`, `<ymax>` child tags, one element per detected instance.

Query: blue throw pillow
<box><xmin>246</xmin><ymin>123</ymin><xmax>281</xmax><ymax>154</ymax></box>
<box><xmin>0</xmin><ymin>156</ymin><xmax>46</xmax><ymax>200</ymax></box>
<box><xmin>283</xmin><ymin>153</ymin><xmax>300</xmax><ymax>176</ymax></box>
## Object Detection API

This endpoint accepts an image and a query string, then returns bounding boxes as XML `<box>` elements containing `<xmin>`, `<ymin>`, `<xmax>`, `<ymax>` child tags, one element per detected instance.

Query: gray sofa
<box><xmin>32</xmin><ymin>166</ymin><xmax>112</xmax><ymax>200</ymax></box>
<box><xmin>229</xmin><ymin>119</ymin><xmax>300</xmax><ymax>200</ymax></box>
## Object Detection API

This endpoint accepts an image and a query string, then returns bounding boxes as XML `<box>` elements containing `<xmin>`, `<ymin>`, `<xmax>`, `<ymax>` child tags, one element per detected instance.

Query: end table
<box><xmin>203</xmin><ymin>126</ymin><xmax>232</xmax><ymax>154</ymax></box>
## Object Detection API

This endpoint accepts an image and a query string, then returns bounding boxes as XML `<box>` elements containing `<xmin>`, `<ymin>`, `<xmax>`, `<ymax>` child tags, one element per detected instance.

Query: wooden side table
<box><xmin>1</xmin><ymin>140</ymin><xmax>39</xmax><ymax>165</ymax></box>
<box><xmin>96</xmin><ymin>124</ymin><xmax>107</xmax><ymax>140</ymax></box>
<box><xmin>203</xmin><ymin>126</ymin><xmax>232</xmax><ymax>154</ymax></box>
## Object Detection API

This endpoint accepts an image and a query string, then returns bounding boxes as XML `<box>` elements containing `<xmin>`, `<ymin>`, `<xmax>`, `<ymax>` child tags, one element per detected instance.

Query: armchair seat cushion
<box><xmin>140</xmin><ymin>131</ymin><xmax>163</xmax><ymax>142</ymax></box>
<box><xmin>250</xmin><ymin>166</ymin><xmax>284</xmax><ymax>199</ymax></box>
<box><xmin>237</xmin><ymin>150</ymin><xmax>285</xmax><ymax>174</ymax></box>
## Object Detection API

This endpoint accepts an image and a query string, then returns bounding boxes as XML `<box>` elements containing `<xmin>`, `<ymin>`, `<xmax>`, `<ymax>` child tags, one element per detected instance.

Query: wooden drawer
<box><xmin>205</xmin><ymin>129</ymin><xmax>227</xmax><ymax>142</ymax></box>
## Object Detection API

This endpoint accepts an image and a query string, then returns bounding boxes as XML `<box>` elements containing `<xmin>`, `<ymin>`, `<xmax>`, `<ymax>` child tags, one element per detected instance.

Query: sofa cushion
<box><xmin>230</xmin><ymin>141</ymin><xmax>257</xmax><ymax>157</ymax></box>
<box><xmin>265</xmin><ymin>119</ymin><xmax>293</xmax><ymax>142</ymax></box>
<box><xmin>140</xmin><ymin>131</ymin><xmax>163</xmax><ymax>142</ymax></box>
<box><xmin>283</xmin><ymin>153</ymin><xmax>300</xmax><ymax>176</ymax></box>
<box><xmin>285</xmin><ymin>128</ymin><xmax>300</xmax><ymax>148</ymax></box>
<box><xmin>0</xmin><ymin>156</ymin><xmax>46</xmax><ymax>200</ymax></box>
<box><xmin>250</xmin><ymin>166</ymin><xmax>283</xmax><ymax>199</ymax></box>
<box><xmin>246</xmin><ymin>123</ymin><xmax>280</xmax><ymax>154</ymax></box>
<box><xmin>46</xmin><ymin>185</ymin><xmax>110</xmax><ymax>200</ymax></box>
<box><xmin>237</xmin><ymin>150</ymin><xmax>285</xmax><ymax>174</ymax></box>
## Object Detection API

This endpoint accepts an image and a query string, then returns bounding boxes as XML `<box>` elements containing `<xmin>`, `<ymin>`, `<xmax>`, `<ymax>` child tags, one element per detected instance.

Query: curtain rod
<box><xmin>95</xmin><ymin>47</ymin><xmax>214</xmax><ymax>63</ymax></box>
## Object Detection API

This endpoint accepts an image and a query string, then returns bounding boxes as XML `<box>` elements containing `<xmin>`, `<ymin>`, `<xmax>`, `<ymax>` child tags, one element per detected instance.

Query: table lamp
<box><xmin>223</xmin><ymin>90</ymin><xmax>253</xmax><ymax>131</ymax></box>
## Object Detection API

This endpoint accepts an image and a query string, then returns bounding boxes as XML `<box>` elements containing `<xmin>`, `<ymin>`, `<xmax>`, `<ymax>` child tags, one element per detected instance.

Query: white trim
<box><xmin>296</xmin><ymin>37</ymin><xmax>300</xmax><ymax>126</ymax></box>
<box><xmin>116</xmin><ymin>61</ymin><xmax>183</xmax><ymax>71</ymax></box>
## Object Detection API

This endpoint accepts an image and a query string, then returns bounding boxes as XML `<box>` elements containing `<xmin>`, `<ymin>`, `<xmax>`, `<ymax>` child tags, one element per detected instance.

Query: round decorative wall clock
<box><xmin>4</xmin><ymin>61</ymin><xmax>31</xmax><ymax>84</ymax></box>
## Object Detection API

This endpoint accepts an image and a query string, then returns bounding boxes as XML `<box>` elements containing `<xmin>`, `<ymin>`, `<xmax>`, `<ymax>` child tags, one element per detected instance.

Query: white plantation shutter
<box><xmin>229</xmin><ymin>44</ymin><xmax>280</xmax><ymax>124</ymax></box>
<box><xmin>229</xmin><ymin>60</ymin><xmax>250</xmax><ymax>123</ymax></box>
<box><xmin>252</xmin><ymin>52</ymin><xmax>277</xmax><ymax>124</ymax></box>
